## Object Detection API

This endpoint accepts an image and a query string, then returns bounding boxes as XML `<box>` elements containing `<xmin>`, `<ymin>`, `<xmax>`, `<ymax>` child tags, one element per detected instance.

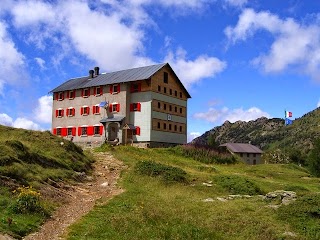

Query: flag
<box><xmin>285</xmin><ymin>118</ymin><xmax>293</xmax><ymax>126</ymax></box>
<box><xmin>285</xmin><ymin>111</ymin><xmax>292</xmax><ymax>118</ymax></box>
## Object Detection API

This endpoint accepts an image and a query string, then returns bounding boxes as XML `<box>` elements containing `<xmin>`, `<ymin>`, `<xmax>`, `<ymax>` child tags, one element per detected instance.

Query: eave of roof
<box><xmin>220</xmin><ymin>143</ymin><xmax>263</xmax><ymax>154</ymax></box>
<box><xmin>50</xmin><ymin>63</ymin><xmax>191</xmax><ymax>98</ymax></box>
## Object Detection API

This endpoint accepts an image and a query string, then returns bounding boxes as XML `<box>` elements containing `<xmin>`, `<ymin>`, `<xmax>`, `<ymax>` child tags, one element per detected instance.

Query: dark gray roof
<box><xmin>100</xmin><ymin>115</ymin><xmax>125</xmax><ymax>123</ymax></box>
<box><xmin>220</xmin><ymin>143</ymin><xmax>263</xmax><ymax>154</ymax></box>
<box><xmin>50</xmin><ymin>62</ymin><xmax>191</xmax><ymax>94</ymax></box>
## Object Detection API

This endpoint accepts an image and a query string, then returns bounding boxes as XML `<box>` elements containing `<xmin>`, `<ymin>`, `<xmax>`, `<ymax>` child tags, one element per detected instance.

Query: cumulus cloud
<box><xmin>188</xmin><ymin>132</ymin><xmax>201</xmax><ymax>142</ymax></box>
<box><xmin>164</xmin><ymin>48</ymin><xmax>227</xmax><ymax>88</ymax></box>
<box><xmin>33</xmin><ymin>95</ymin><xmax>52</xmax><ymax>124</ymax></box>
<box><xmin>193</xmin><ymin>106</ymin><xmax>270</xmax><ymax>124</ymax></box>
<box><xmin>0</xmin><ymin>113</ymin><xmax>42</xmax><ymax>130</ymax></box>
<box><xmin>0</xmin><ymin>21</ymin><xmax>26</xmax><ymax>95</ymax></box>
<box><xmin>225</xmin><ymin>8</ymin><xmax>320</xmax><ymax>80</ymax></box>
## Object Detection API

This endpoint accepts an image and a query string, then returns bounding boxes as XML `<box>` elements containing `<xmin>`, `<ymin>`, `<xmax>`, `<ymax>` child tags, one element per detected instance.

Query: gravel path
<box><xmin>22</xmin><ymin>151</ymin><xmax>125</xmax><ymax>240</ymax></box>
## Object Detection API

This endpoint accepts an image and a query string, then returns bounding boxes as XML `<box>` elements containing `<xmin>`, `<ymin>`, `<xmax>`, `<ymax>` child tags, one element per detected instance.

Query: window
<box><xmin>169</xmin><ymin>124</ymin><xmax>172</xmax><ymax>131</ymax></box>
<box><xmin>164</xmin><ymin>104</ymin><xmax>167</xmax><ymax>110</ymax></box>
<box><xmin>247</xmin><ymin>153</ymin><xmax>250</xmax><ymax>157</ymax></box>
<box><xmin>253</xmin><ymin>153</ymin><xmax>256</xmax><ymax>157</ymax></box>
<box><xmin>164</xmin><ymin>72</ymin><xmax>168</xmax><ymax>83</ymax></box>
<box><xmin>57</xmin><ymin>92</ymin><xmax>64</xmax><ymax>101</ymax></box>
<box><xmin>240</xmin><ymin>153</ymin><xmax>243</xmax><ymax>157</ymax></box>
<box><xmin>130</xmin><ymin>103</ymin><xmax>141</xmax><ymax>112</ymax></box>
<box><xmin>174</xmin><ymin>125</ymin><xmax>177</xmax><ymax>131</ymax></box>
<box><xmin>81</xmin><ymin>127</ymin><xmax>87</xmax><ymax>136</ymax></box>
<box><xmin>130</xmin><ymin>82</ymin><xmax>141</xmax><ymax>92</ymax></box>
<box><xmin>94</xmin><ymin>126</ymin><xmax>103</xmax><ymax>135</ymax></box>
<box><xmin>180</xmin><ymin>108</ymin><xmax>182</xmax><ymax>114</ymax></box>
<box><xmin>133</xmin><ymin>126</ymin><xmax>140</xmax><ymax>135</ymax></box>
<box><xmin>253</xmin><ymin>159</ymin><xmax>256</xmax><ymax>165</ymax></box>
<box><xmin>55</xmin><ymin>109</ymin><xmax>64</xmax><ymax>118</ymax></box>
<box><xmin>94</xmin><ymin>86</ymin><xmax>102</xmax><ymax>96</ymax></box>
<box><xmin>109</xmin><ymin>103</ymin><xmax>120</xmax><ymax>112</ymax></box>
<box><xmin>158</xmin><ymin>102</ymin><xmax>161</xmax><ymax>109</ymax></box>
<box><xmin>56</xmin><ymin>128</ymin><xmax>61</xmax><ymax>136</ymax></box>
<box><xmin>82</xmin><ymin>88</ymin><xmax>90</xmax><ymax>98</ymax></box>
<box><xmin>164</xmin><ymin>123</ymin><xmax>167</xmax><ymax>130</ymax></box>
<box><xmin>78</xmin><ymin>126</ymin><xmax>95</xmax><ymax>136</ymax></box>
<box><xmin>157</xmin><ymin>122</ymin><xmax>160</xmax><ymax>129</ymax></box>
<box><xmin>164</xmin><ymin>87</ymin><xmax>167</xmax><ymax>94</ymax></box>
<box><xmin>158</xmin><ymin>85</ymin><xmax>161</xmax><ymax>92</ymax></box>
<box><xmin>81</xmin><ymin>106</ymin><xmax>90</xmax><ymax>115</ymax></box>
<box><xmin>67</xmin><ymin>108</ymin><xmax>75</xmax><ymax>117</ymax></box>
<box><xmin>175</xmin><ymin>90</ymin><xmax>177</xmax><ymax>97</ymax></box>
<box><xmin>93</xmin><ymin>105</ymin><xmax>100</xmax><ymax>114</ymax></box>
<box><xmin>180</xmin><ymin>92</ymin><xmax>182</xmax><ymax>98</ymax></box>
<box><xmin>175</xmin><ymin>106</ymin><xmax>177</xmax><ymax>112</ymax></box>
<box><xmin>169</xmin><ymin>105</ymin><xmax>172</xmax><ymax>111</ymax></box>
<box><xmin>170</xmin><ymin>89</ymin><xmax>172</xmax><ymax>95</ymax></box>
<box><xmin>180</xmin><ymin>126</ymin><xmax>182</xmax><ymax>132</ymax></box>
<box><xmin>110</xmin><ymin>84</ymin><xmax>120</xmax><ymax>94</ymax></box>
<box><xmin>67</xmin><ymin>127</ymin><xmax>76</xmax><ymax>136</ymax></box>
<box><xmin>68</xmin><ymin>90</ymin><xmax>75</xmax><ymax>99</ymax></box>
<box><xmin>54</xmin><ymin>127</ymin><xmax>67</xmax><ymax>136</ymax></box>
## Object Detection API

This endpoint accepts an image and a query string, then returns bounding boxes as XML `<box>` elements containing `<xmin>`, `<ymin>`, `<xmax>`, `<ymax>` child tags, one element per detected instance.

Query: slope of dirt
<box><xmin>22</xmin><ymin>151</ymin><xmax>126</xmax><ymax>240</ymax></box>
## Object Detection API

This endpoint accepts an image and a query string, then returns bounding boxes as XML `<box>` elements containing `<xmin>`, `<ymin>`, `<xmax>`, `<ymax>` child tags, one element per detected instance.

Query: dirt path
<box><xmin>23</xmin><ymin>151</ymin><xmax>126</xmax><ymax>240</ymax></box>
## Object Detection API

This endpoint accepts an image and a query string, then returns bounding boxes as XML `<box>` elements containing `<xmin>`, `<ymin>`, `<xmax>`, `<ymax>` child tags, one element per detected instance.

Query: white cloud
<box><xmin>225</xmin><ymin>8</ymin><xmax>320</xmax><ymax>80</ymax></box>
<box><xmin>13</xmin><ymin>118</ymin><xmax>42</xmax><ymax>130</ymax></box>
<box><xmin>224</xmin><ymin>0</ymin><xmax>248</xmax><ymax>8</ymax></box>
<box><xmin>33</xmin><ymin>95</ymin><xmax>52</xmax><ymax>124</ymax></box>
<box><xmin>0</xmin><ymin>113</ymin><xmax>13</xmax><ymax>126</ymax></box>
<box><xmin>193</xmin><ymin>106</ymin><xmax>270</xmax><ymax>124</ymax></box>
<box><xmin>0</xmin><ymin>21</ymin><xmax>26</xmax><ymax>95</ymax></box>
<box><xmin>0</xmin><ymin>113</ymin><xmax>42</xmax><ymax>130</ymax></box>
<box><xmin>34</xmin><ymin>57</ymin><xmax>46</xmax><ymax>69</ymax></box>
<box><xmin>188</xmin><ymin>132</ymin><xmax>201</xmax><ymax>142</ymax></box>
<box><xmin>164</xmin><ymin>48</ymin><xmax>227</xmax><ymax>88</ymax></box>
<box><xmin>317</xmin><ymin>99</ymin><xmax>320</xmax><ymax>108</ymax></box>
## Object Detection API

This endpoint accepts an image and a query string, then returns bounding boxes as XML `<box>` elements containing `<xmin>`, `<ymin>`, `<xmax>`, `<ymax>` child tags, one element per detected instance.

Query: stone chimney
<box><xmin>89</xmin><ymin>69</ymin><xmax>94</xmax><ymax>78</ymax></box>
<box><xmin>94</xmin><ymin>66</ymin><xmax>100</xmax><ymax>76</ymax></box>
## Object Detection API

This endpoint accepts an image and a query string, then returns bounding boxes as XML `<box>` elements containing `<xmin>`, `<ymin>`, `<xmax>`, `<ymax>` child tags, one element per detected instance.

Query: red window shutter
<box><xmin>78</xmin><ymin>127</ymin><xmax>82</xmax><ymax>136</ymax></box>
<box><xmin>109</xmin><ymin>104</ymin><xmax>112</xmax><ymax>112</ymax></box>
<box><xmin>87</xmin><ymin>107</ymin><xmax>90</xmax><ymax>115</ymax></box>
<box><xmin>117</xmin><ymin>84</ymin><xmax>120</xmax><ymax>93</ymax></box>
<box><xmin>138</xmin><ymin>103</ymin><xmax>141</xmax><ymax>111</ymax></box>
<box><xmin>136</xmin><ymin>126</ymin><xmax>140</xmax><ymax>135</ymax></box>
<box><xmin>99</xmin><ymin>126</ymin><xmax>103</xmax><ymax>135</ymax></box>
<box><xmin>72</xmin><ymin>127</ymin><xmax>76</xmax><ymax>136</ymax></box>
<box><xmin>92</xmin><ymin>106</ymin><xmax>95</xmax><ymax>114</ymax></box>
<box><xmin>130</xmin><ymin>103</ymin><xmax>133</xmax><ymax>112</ymax></box>
<box><xmin>62</xmin><ymin>128</ymin><xmax>67</xmax><ymax>136</ymax></box>
<box><xmin>109</xmin><ymin>85</ymin><xmax>113</xmax><ymax>94</ymax></box>
<box><xmin>101</xmin><ymin>86</ymin><xmax>103</xmax><ymax>94</ymax></box>
<box><xmin>88</xmin><ymin>88</ymin><xmax>91</xmax><ymax>97</ymax></box>
<box><xmin>117</xmin><ymin>104</ymin><xmax>120</xmax><ymax>112</ymax></box>
<box><xmin>55</xmin><ymin>110</ymin><xmax>58</xmax><ymax>117</ymax></box>
<box><xmin>61</xmin><ymin>109</ymin><xmax>64</xmax><ymax>117</ymax></box>
<box><xmin>93</xmin><ymin>87</ymin><xmax>96</xmax><ymax>96</ymax></box>
<box><xmin>81</xmin><ymin>107</ymin><xmax>83</xmax><ymax>115</ymax></box>
<box><xmin>72</xmin><ymin>108</ymin><xmax>75</xmax><ymax>116</ymax></box>
<box><xmin>66</xmin><ymin>91</ymin><xmax>69</xmax><ymax>99</ymax></box>
<box><xmin>81</xmin><ymin>89</ymin><xmax>84</xmax><ymax>97</ymax></box>
<box><xmin>61</xmin><ymin>92</ymin><xmax>64</xmax><ymax>100</ymax></box>
<box><xmin>55</xmin><ymin>93</ymin><xmax>58</xmax><ymax>101</ymax></box>
<box><xmin>138</xmin><ymin>82</ymin><xmax>142</xmax><ymax>92</ymax></box>
<box><xmin>53</xmin><ymin>128</ymin><xmax>57</xmax><ymax>135</ymax></box>
<box><xmin>87</xmin><ymin>126</ymin><xmax>94</xmax><ymax>136</ymax></box>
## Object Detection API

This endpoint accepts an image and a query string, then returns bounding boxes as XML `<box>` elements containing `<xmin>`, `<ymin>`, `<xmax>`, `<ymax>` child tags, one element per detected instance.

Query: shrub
<box><xmin>214</xmin><ymin>175</ymin><xmax>263</xmax><ymax>195</ymax></box>
<box><xmin>11</xmin><ymin>186</ymin><xmax>48</xmax><ymax>216</ymax></box>
<box><xmin>170</xmin><ymin>145</ymin><xmax>236</xmax><ymax>164</ymax></box>
<box><xmin>307</xmin><ymin>138</ymin><xmax>320</xmax><ymax>177</ymax></box>
<box><xmin>135</xmin><ymin>161</ymin><xmax>188</xmax><ymax>184</ymax></box>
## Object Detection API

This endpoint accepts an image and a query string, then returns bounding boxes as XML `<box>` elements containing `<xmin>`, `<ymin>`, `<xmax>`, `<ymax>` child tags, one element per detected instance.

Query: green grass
<box><xmin>0</xmin><ymin>125</ymin><xmax>94</xmax><ymax>238</ymax></box>
<box><xmin>67</xmin><ymin>146</ymin><xmax>320</xmax><ymax>240</ymax></box>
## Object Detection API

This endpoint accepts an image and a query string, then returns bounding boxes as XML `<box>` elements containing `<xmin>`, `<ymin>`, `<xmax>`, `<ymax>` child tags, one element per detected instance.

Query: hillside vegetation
<box><xmin>0</xmin><ymin>125</ymin><xmax>93</xmax><ymax>238</ymax></box>
<box><xmin>192</xmin><ymin>107</ymin><xmax>320</xmax><ymax>153</ymax></box>
<box><xmin>66</xmin><ymin>146</ymin><xmax>320</xmax><ymax>240</ymax></box>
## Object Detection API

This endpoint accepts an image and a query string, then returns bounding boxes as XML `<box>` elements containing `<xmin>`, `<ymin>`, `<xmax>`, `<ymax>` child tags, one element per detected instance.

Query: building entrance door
<box><xmin>108</xmin><ymin>123</ymin><xmax>118</xmax><ymax>141</ymax></box>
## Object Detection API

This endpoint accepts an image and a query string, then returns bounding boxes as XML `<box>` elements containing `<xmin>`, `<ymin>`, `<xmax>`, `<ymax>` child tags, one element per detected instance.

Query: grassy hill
<box><xmin>192</xmin><ymin>108</ymin><xmax>320</xmax><ymax>154</ymax></box>
<box><xmin>66</xmin><ymin>146</ymin><xmax>320</xmax><ymax>240</ymax></box>
<box><xmin>0</xmin><ymin>125</ymin><xmax>93</xmax><ymax>238</ymax></box>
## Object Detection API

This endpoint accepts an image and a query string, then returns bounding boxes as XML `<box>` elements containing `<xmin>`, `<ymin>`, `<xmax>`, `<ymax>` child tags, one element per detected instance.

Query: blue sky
<box><xmin>0</xmin><ymin>0</ymin><xmax>320</xmax><ymax>142</ymax></box>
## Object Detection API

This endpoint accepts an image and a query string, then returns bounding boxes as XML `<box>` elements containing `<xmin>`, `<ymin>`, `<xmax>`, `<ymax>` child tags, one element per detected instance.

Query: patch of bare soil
<box><xmin>22</xmin><ymin>151</ymin><xmax>126</xmax><ymax>240</ymax></box>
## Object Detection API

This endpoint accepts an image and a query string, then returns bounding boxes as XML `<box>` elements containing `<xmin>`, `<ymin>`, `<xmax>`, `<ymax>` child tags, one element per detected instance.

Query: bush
<box><xmin>11</xmin><ymin>186</ymin><xmax>48</xmax><ymax>216</ymax></box>
<box><xmin>214</xmin><ymin>175</ymin><xmax>263</xmax><ymax>195</ymax></box>
<box><xmin>307</xmin><ymin>138</ymin><xmax>320</xmax><ymax>177</ymax></box>
<box><xmin>170</xmin><ymin>145</ymin><xmax>236</xmax><ymax>164</ymax></box>
<box><xmin>278</xmin><ymin>193</ymin><xmax>320</xmax><ymax>239</ymax></box>
<box><xmin>135</xmin><ymin>161</ymin><xmax>188</xmax><ymax>184</ymax></box>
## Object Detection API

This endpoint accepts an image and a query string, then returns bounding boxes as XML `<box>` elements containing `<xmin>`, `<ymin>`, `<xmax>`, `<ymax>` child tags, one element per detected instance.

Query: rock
<box><xmin>216</xmin><ymin>197</ymin><xmax>227</xmax><ymax>202</ymax></box>
<box><xmin>203</xmin><ymin>198</ymin><xmax>214</xmax><ymax>202</ymax></box>
<box><xmin>202</xmin><ymin>183</ymin><xmax>213</xmax><ymax>187</ymax></box>
<box><xmin>283</xmin><ymin>231</ymin><xmax>297</xmax><ymax>237</ymax></box>
<box><xmin>101</xmin><ymin>182</ymin><xmax>109</xmax><ymax>187</ymax></box>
